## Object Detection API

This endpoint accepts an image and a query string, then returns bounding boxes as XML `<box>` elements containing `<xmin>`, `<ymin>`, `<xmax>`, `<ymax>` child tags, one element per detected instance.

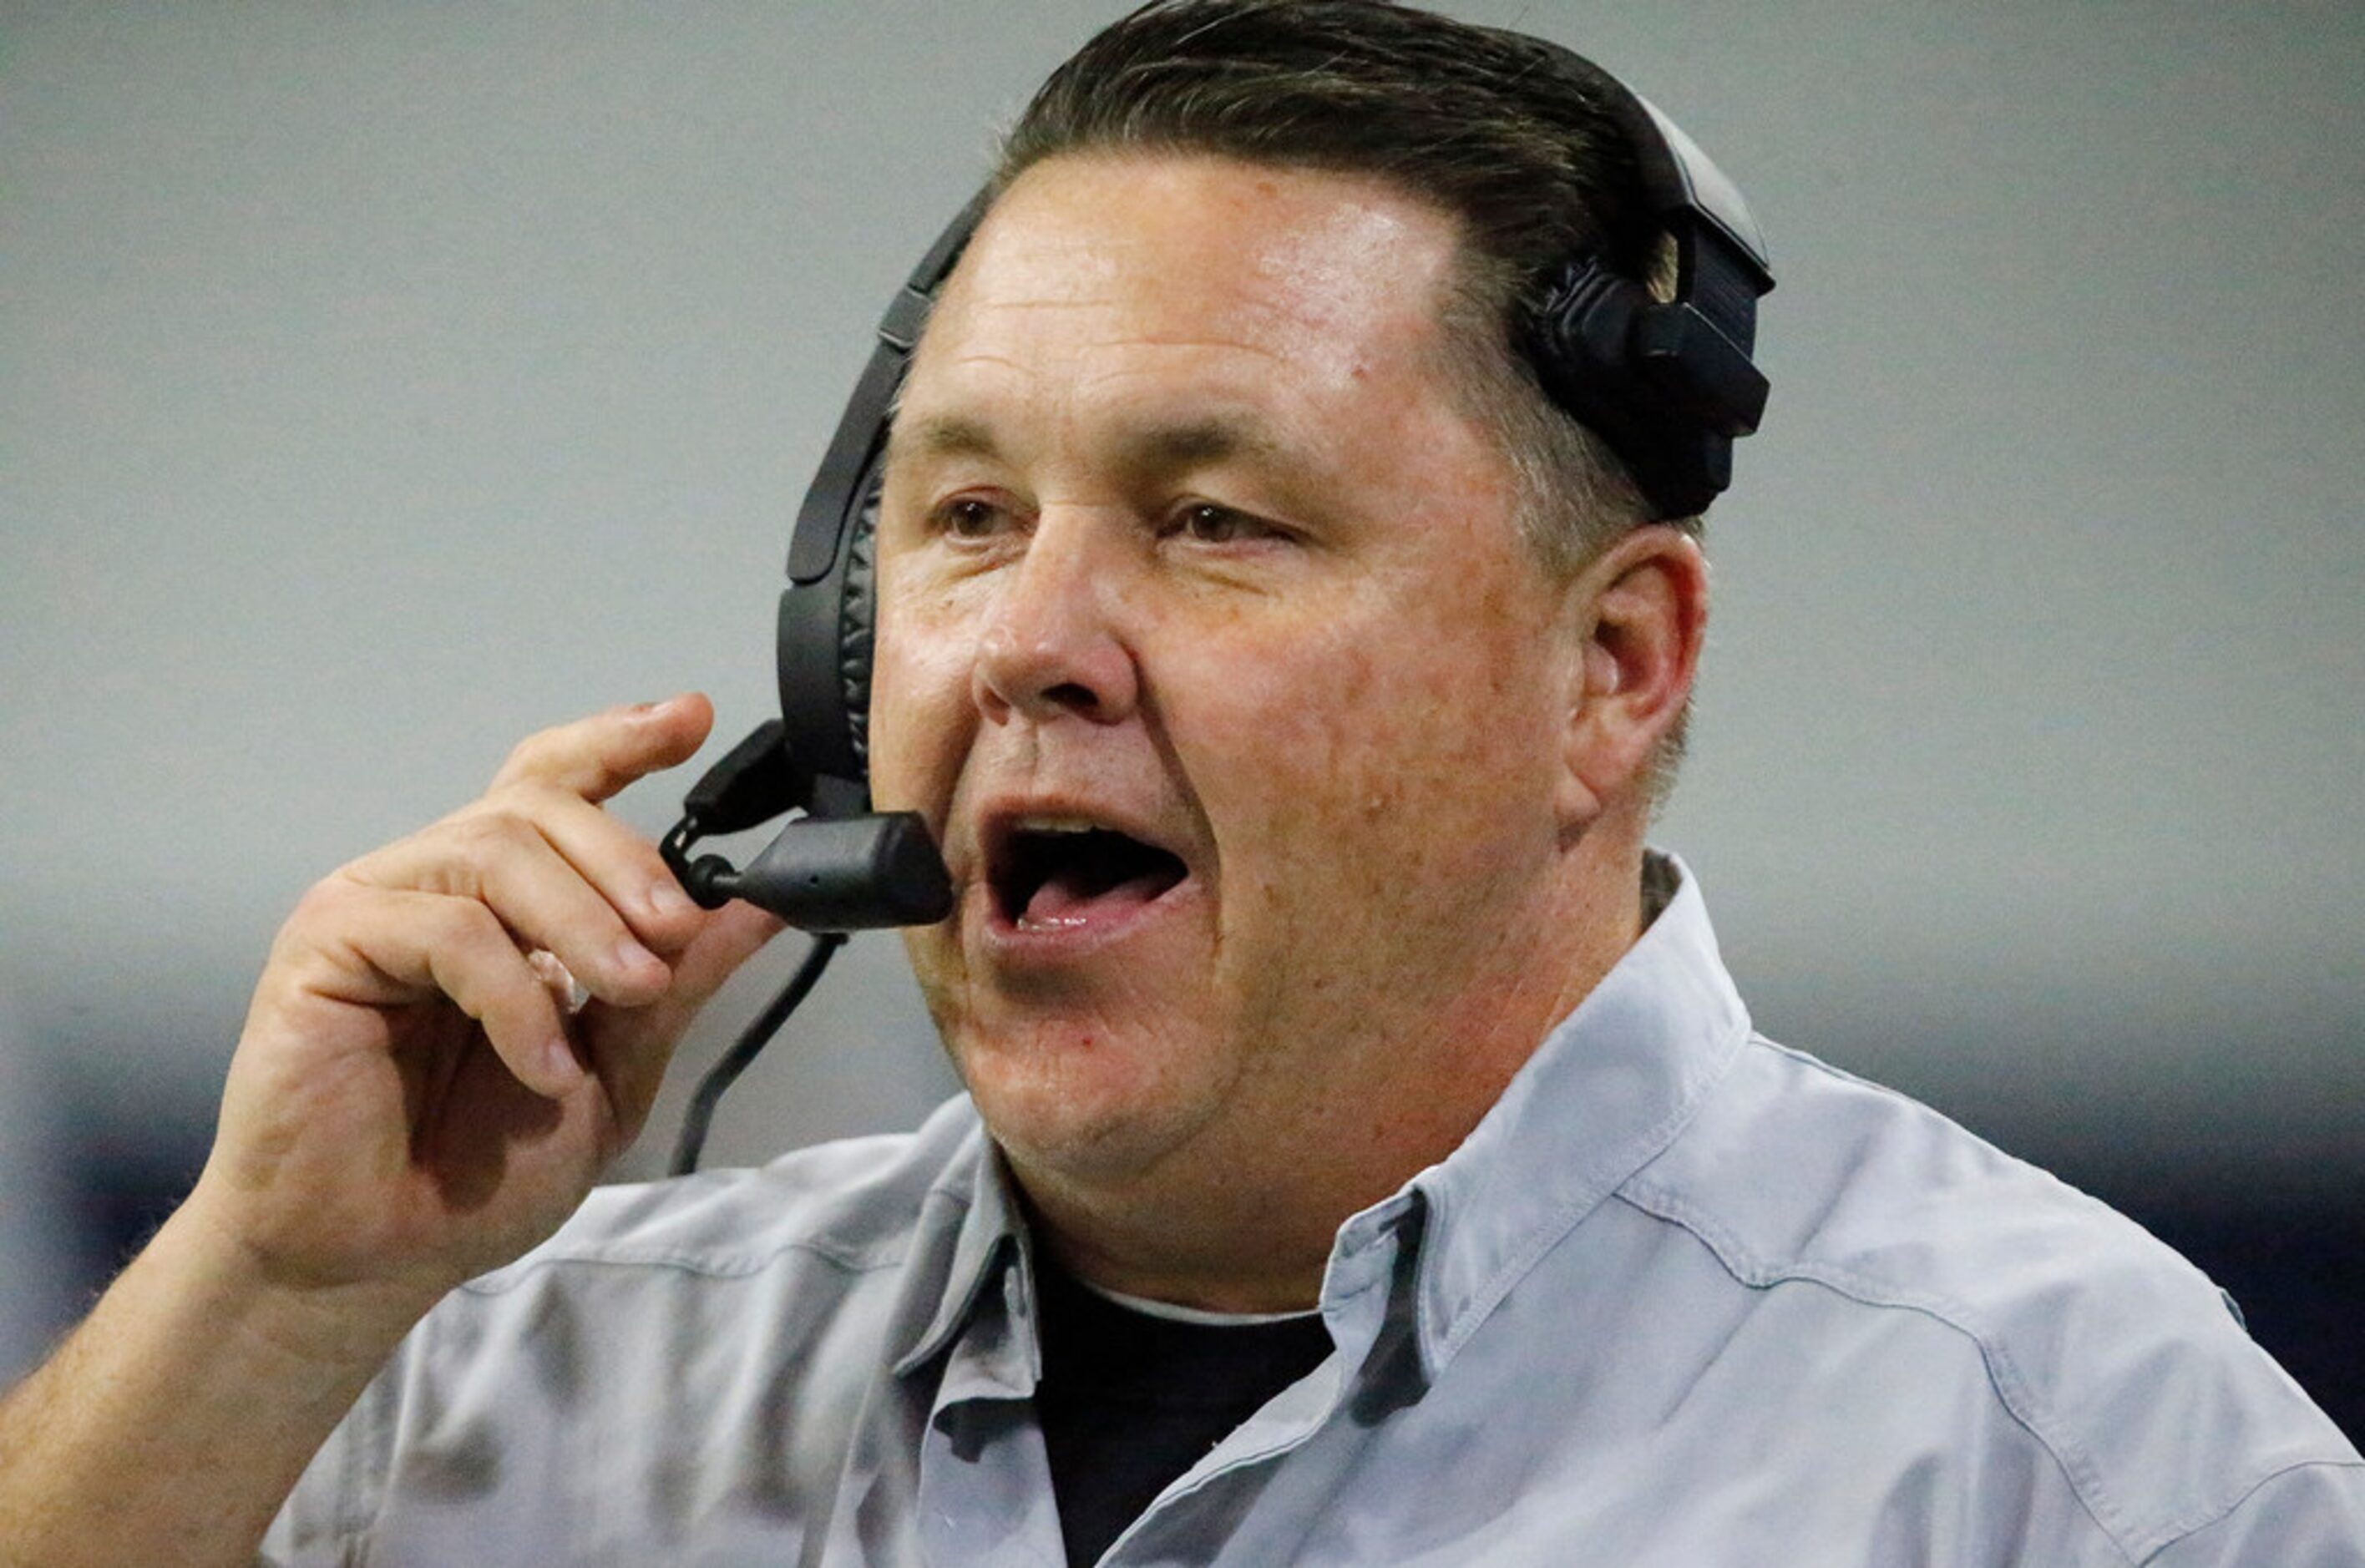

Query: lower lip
<box><xmin>973</xmin><ymin>876</ymin><xmax>1203</xmax><ymax>968</ymax></box>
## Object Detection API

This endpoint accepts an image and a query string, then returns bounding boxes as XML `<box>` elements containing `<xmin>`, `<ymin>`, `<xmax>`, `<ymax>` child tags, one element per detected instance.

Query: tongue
<box><xmin>1021</xmin><ymin>866</ymin><xmax>1172</xmax><ymax>927</ymax></box>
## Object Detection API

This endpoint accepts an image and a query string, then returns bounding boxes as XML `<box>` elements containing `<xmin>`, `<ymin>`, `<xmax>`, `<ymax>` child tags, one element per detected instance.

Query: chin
<box><xmin>948</xmin><ymin>1013</ymin><xmax>1223</xmax><ymax>1189</ymax></box>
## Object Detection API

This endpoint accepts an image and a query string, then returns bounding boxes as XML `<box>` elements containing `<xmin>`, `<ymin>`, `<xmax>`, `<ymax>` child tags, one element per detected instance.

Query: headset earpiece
<box><xmin>1496</xmin><ymin>35</ymin><xmax>1776</xmax><ymax>521</ymax></box>
<box><xmin>774</xmin><ymin>194</ymin><xmax>991</xmax><ymax>814</ymax></box>
<box><xmin>659</xmin><ymin>201</ymin><xmax>984</xmax><ymax>932</ymax></box>
<box><xmin>1529</xmin><ymin>249</ymin><xmax>1766</xmax><ymax>519</ymax></box>
<box><xmin>773</xmin><ymin>454</ymin><xmax>888</xmax><ymax>813</ymax></box>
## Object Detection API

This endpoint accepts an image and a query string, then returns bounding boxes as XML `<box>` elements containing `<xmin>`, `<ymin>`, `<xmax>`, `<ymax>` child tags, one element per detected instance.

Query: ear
<box><xmin>1556</xmin><ymin>526</ymin><xmax>1709</xmax><ymax>827</ymax></box>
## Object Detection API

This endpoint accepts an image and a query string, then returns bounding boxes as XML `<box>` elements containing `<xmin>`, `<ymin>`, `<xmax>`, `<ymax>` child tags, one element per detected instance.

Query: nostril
<box><xmin>970</xmin><ymin>641</ymin><xmax>1113</xmax><ymax>721</ymax></box>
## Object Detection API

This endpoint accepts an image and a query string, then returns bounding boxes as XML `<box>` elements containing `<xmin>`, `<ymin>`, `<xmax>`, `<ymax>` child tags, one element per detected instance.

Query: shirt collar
<box><xmin>889</xmin><ymin>1120</ymin><xmax>1030</xmax><ymax>1378</ymax></box>
<box><xmin>1329</xmin><ymin>850</ymin><xmax>1752</xmax><ymax>1388</ymax></box>
<box><xmin>889</xmin><ymin>851</ymin><xmax>1751</xmax><ymax>1393</ymax></box>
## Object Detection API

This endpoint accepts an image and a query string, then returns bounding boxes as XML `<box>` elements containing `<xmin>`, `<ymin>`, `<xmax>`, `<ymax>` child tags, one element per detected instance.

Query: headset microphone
<box><xmin>657</xmin><ymin>716</ymin><xmax>951</xmax><ymax>1173</ymax></box>
<box><xmin>660</xmin><ymin>721</ymin><xmax>952</xmax><ymax>932</ymax></box>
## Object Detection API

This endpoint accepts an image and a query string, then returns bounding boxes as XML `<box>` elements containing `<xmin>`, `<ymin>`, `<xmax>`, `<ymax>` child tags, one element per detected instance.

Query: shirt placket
<box><xmin>1093</xmin><ymin>1196</ymin><xmax>1420</xmax><ymax>1565</ymax></box>
<box><xmin>917</xmin><ymin>1256</ymin><xmax>1068</xmax><ymax>1567</ymax></box>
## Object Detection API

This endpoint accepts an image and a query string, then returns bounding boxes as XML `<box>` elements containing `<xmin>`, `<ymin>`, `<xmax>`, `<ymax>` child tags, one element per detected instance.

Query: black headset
<box><xmin>659</xmin><ymin>37</ymin><xmax>1774</xmax><ymax>1171</ymax></box>
<box><xmin>662</xmin><ymin>38</ymin><xmax>1773</xmax><ymax>933</ymax></box>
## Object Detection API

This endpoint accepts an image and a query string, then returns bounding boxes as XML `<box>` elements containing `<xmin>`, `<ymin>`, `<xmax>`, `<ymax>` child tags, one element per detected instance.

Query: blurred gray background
<box><xmin>3</xmin><ymin>2</ymin><xmax>2359</xmax><ymax>1407</ymax></box>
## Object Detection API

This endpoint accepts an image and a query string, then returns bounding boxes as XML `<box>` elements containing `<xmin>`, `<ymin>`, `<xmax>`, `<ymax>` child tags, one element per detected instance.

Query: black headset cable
<box><xmin>669</xmin><ymin>931</ymin><xmax>847</xmax><ymax>1176</ymax></box>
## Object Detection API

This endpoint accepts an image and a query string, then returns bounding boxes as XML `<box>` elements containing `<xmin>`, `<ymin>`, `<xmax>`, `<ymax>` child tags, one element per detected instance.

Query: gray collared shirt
<box><xmin>266</xmin><ymin>858</ymin><xmax>2365</xmax><ymax>1565</ymax></box>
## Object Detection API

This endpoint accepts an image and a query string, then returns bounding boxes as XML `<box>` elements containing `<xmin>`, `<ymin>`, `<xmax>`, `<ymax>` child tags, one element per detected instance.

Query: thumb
<box><xmin>580</xmin><ymin>899</ymin><xmax>787</xmax><ymax>1141</ymax></box>
<box><xmin>666</xmin><ymin>900</ymin><xmax>792</xmax><ymax>1018</ymax></box>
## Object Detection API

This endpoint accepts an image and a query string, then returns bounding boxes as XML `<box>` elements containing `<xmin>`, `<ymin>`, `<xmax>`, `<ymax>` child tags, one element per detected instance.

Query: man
<box><xmin>2</xmin><ymin>3</ymin><xmax>2357</xmax><ymax>1564</ymax></box>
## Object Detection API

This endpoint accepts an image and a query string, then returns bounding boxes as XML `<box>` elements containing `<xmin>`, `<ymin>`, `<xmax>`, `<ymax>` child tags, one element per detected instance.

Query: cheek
<box><xmin>865</xmin><ymin>596</ymin><xmax>975</xmax><ymax>817</ymax></box>
<box><xmin>1189</xmin><ymin>600</ymin><xmax>1559</xmax><ymax>903</ymax></box>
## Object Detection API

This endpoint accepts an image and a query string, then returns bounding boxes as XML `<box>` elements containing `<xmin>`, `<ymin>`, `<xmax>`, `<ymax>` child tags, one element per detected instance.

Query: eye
<box><xmin>1164</xmin><ymin>503</ymin><xmax>1276</xmax><ymax>546</ymax></box>
<box><xmin>937</xmin><ymin>496</ymin><xmax>1015</xmax><ymax>541</ymax></box>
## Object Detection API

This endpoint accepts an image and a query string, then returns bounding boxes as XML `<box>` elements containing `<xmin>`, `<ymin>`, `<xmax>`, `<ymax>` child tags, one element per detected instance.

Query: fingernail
<box><xmin>648</xmin><ymin>878</ymin><xmax>696</xmax><ymax>918</ymax></box>
<box><xmin>613</xmin><ymin>935</ymin><xmax>662</xmax><ymax>976</ymax></box>
<box><xmin>542</xmin><ymin>1035</ymin><xmax>584</xmax><ymax>1090</ymax></box>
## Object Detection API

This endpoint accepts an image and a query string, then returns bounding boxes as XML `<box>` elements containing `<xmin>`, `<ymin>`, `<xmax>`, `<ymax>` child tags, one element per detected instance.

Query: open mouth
<box><xmin>988</xmin><ymin>822</ymin><xmax>1189</xmax><ymax>930</ymax></box>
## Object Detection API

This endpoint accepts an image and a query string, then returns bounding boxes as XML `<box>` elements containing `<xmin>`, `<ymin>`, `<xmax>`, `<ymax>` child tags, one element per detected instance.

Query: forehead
<box><xmin>900</xmin><ymin>154</ymin><xmax>1471</xmax><ymax>440</ymax></box>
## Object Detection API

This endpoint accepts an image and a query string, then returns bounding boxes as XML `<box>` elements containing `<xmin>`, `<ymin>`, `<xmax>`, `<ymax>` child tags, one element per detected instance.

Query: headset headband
<box><xmin>1507</xmin><ymin>38</ymin><xmax>1775</xmax><ymax>518</ymax></box>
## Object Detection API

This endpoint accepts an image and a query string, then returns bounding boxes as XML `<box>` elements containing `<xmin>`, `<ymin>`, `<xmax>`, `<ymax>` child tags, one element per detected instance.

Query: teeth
<box><xmin>1013</xmin><ymin>816</ymin><xmax>1104</xmax><ymax>835</ymax></box>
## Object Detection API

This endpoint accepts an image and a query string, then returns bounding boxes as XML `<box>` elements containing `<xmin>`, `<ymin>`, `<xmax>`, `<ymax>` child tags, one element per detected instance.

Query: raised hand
<box><xmin>0</xmin><ymin>695</ymin><xmax>787</xmax><ymax>1566</ymax></box>
<box><xmin>185</xmin><ymin>693</ymin><xmax>781</xmax><ymax>1320</ymax></box>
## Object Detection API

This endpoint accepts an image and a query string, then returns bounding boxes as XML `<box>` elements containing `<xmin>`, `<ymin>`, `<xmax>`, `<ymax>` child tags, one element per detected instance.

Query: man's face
<box><xmin>868</xmin><ymin>154</ymin><xmax>1587</xmax><ymax>1201</ymax></box>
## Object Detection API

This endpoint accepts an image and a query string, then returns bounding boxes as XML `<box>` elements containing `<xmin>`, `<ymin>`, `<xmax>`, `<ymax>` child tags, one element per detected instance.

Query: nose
<box><xmin>971</xmin><ymin>514</ymin><xmax>1140</xmax><ymax>727</ymax></box>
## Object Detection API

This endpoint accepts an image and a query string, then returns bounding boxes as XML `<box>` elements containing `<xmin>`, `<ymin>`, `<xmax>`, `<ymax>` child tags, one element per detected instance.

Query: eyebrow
<box><xmin>887</xmin><ymin>413</ymin><xmax>1000</xmax><ymax>466</ymax></box>
<box><xmin>1118</xmin><ymin>413</ymin><xmax>1289</xmax><ymax>470</ymax></box>
<box><xmin>885</xmin><ymin>410</ymin><xmax>1294</xmax><ymax>474</ymax></box>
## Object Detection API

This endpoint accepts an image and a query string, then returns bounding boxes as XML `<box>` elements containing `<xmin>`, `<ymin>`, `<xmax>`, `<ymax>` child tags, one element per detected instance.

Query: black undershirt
<box><xmin>1031</xmin><ymin>1257</ymin><xmax>1334</xmax><ymax>1567</ymax></box>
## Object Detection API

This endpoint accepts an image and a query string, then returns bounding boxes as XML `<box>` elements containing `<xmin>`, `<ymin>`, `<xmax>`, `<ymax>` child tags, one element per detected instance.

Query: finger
<box><xmin>494</xmin><ymin>782</ymin><xmax>704</xmax><ymax>956</ymax></box>
<box><xmin>488</xmin><ymin>692</ymin><xmax>714</xmax><ymax>804</ymax></box>
<box><xmin>347</xmin><ymin>809</ymin><xmax>672</xmax><ymax>1009</ymax></box>
<box><xmin>303</xmin><ymin>888</ymin><xmax>583</xmax><ymax>1099</ymax></box>
<box><xmin>526</xmin><ymin>948</ymin><xmax>591</xmax><ymax>1016</ymax></box>
<box><xmin>580</xmin><ymin>900</ymin><xmax>786</xmax><ymax>1139</ymax></box>
<box><xmin>670</xmin><ymin>900</ymin><xmax>790</xmax><ymax>1011</ymax></box>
